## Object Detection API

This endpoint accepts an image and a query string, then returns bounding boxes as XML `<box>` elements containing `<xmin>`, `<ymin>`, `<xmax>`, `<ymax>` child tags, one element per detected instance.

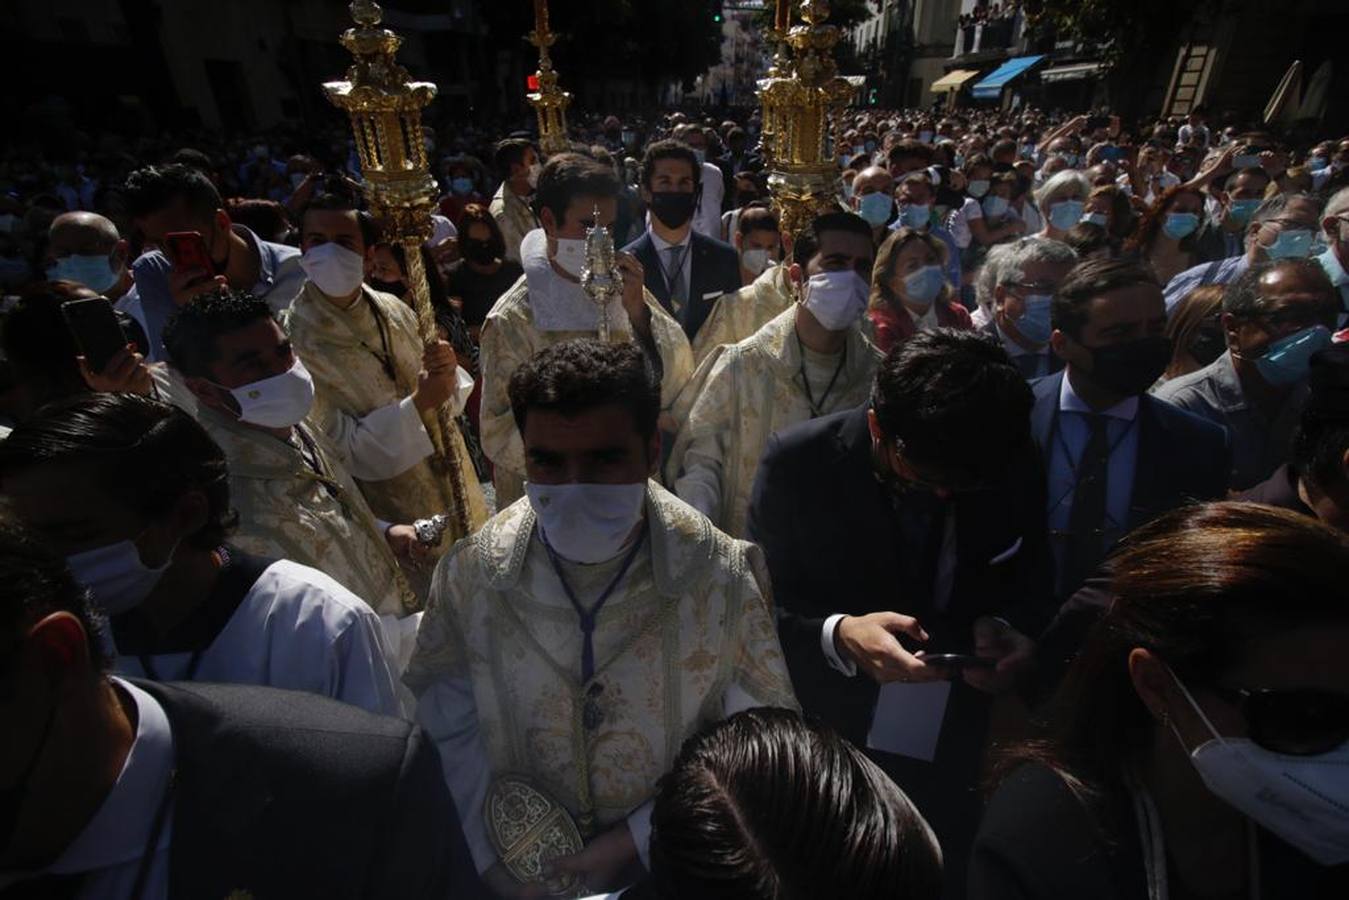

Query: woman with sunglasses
<box><xmin>970</xmin><ymin>501</ymin><xmax>1349</xmax><ymax>899</ymax></box>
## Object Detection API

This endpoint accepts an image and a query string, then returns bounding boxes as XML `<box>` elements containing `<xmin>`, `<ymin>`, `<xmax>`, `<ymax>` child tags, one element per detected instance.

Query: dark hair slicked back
<box><xmin>162</xmin><ymin>289</ymin><xmax>275</xmax><ymax>379</ymax></box>
<box><xmin>1051</xmin><ymin>258</ymin><xmax>1159</xmax><ymax>339</ymax></box>
<box><xmin>123</xmin><ymin>163</ymin><xmax>223</xmax><ymax>222</ymax></box>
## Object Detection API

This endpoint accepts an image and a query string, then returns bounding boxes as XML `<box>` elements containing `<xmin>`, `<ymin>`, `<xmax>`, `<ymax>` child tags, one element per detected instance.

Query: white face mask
<box><xmin>525</xmin><ymin>481</ymin><xmax>647</xmax><ymax>564</ymax></box>
<box><xmin>1169</xmin><ymin>669</ymin><xmax>1349</xmax><ymax>865</ymax></box>
<box><xmin>527</xmin><ymin>162</ymin><xmax>542</xmax><ymax>190</ymax></box>
<box><xmin>802</xmin><ymin>269</ymin><xmax>869</xmax><ymax>332</ymax></box>
<box><xmin>66</xmin><ymin>537</ymin><xmax>174</xmax><ymax>616</ymax></box>
<box><xmin>226</xmin><ymin>359</ymin><xmax>316</xmax><ymax>428</ymax></box>
<box><xmin>300</xmin><ymin>241</ymin><xmax>366</xmax><ymax>298</ymax></box>
<box><xmin>552</xmin><ymin>236</ymin><xmax>587</xmax><ymax>279</ymax></box>
<box><xmin>741</xmin><ymin>248</ymin><xmax>774</xmax><ymax>276</ymax></box>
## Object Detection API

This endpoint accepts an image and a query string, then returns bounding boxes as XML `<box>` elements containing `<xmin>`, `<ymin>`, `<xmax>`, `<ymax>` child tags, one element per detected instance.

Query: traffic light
<box><xmin>712</xmin><ymin>2</ymin><xmax>723</xmax><ymax>23</ymax></box>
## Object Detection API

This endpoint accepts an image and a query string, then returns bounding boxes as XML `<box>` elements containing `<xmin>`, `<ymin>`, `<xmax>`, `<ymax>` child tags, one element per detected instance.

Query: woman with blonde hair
<box><xmin>1161</xmin><ymin>283</ymin><xmax>1226</xmax><ymax>382</ymax></box>
<box><xmin>868</xmin><ymin>226</ymin><xmax>971</xmax><ymax>353</ymax></box>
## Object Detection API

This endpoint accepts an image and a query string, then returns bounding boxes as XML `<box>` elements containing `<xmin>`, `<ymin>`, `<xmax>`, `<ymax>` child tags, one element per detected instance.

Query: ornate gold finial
<box><xmin>323</xmin><ymin>0</ymin><xmax>472</xmax><ymax>545</ymax></box>
<box><xmin>526</xmin><ymin>0</ymin><xmax>572</xmax><ymax>156</ymax></box>
<box><xmin>758</xmin><ymin>0</ymin><xmax>853</xmax><ymax>237</ymax></box>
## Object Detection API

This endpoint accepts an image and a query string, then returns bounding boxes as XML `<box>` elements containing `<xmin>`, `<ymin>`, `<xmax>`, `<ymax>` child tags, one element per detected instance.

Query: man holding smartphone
<box><xmin>121</xmin><ymin>164</ymin><xmax>306</xmax><ymax>360</ymax></box>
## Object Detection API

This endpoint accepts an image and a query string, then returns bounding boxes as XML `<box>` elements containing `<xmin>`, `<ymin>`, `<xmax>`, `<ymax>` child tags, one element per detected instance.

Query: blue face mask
<box><xmin>1163</xmin><ymin>211</ymin><xmax>1201</xmax><ymax>240</ymax></box>
<box><xmin>450</xmin><ymin>176</ymin><xmax>474</xmax><ymax>195</ymax></box>
<box><xmin>902</xmin><ymin>265</ymin><xmax>946</xmax><ymax>307</ymax></box>
<box><xmin>1048</xmin><ymin>199</ymin><xmax>1085</xmax><ymax>231</ymax></box>
<box><xmin>864</xmin><ymin>140</ymin><xmax>877</xmax><ymax>154</ymax></box>
<box><xmin>953</xmin><ymin>154</ymin><xmax>966</xmax><ymax>169</ymax></box>
<box><xmin>1254</xmin><ymin>325</ymin><xmax>1333</xmax><ymax>386</ymax></box>
<box><xmin>46</xmin><ymin>254</ymin><xmax>120</xmax><ymax>294</ymax></box>
<box><xmin>982</xmin><ymin>195</ymin><xmax>1009</xmax><ymax>219</ymax></box>
<box><xmin>1309</xmin><ymin>155</ymin><xmax>1328</xmax><ymax>171</ymax></box>
<box><xmin>1227</xmin><ymin>198</ymin><xmax>1261</xmax><ymax>227</ymax></box>
<box><xmin>1013</xmin><ymin>294</ymin><xmax>1053</xmax><ymax>344</ymax></box>
<box><xmin>1262</xmin><ymin>228</ymin><xmax>1314</xmax><ymax>260</ymax></box>
<box><xmin>857</xmin><ymin>192</ymin><xmax>894</xmax><ymax>227</ymax></box>
<box><xmin>1060</xmin><ymin>153</ymin><xmax>1079</xmax><ymax>168</ymax></box>
<box><xmin>967</xmin><ymin>179</ymin><xmax>990</xmax><ymax>199</ymax></box>
<box><xmin>900</xmin><ymin>204</ymin><xmax>931</xmax><ymax>230</ymax></box>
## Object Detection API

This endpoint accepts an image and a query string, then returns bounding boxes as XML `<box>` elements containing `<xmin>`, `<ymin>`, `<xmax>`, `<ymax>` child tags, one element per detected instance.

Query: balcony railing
<box><xmin>953</xmin><ymin>11</ymin><xmax>1024</xmax><ymax>58</ymax></box>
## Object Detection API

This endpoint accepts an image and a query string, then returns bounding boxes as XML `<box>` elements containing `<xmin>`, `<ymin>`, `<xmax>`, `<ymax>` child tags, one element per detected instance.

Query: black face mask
<box><xmin>462</xmin><ymin>239</ymin><xmax>496</xmax><ymax>265</ymax></box>
<box><xmin>1188</xmin><ymin>327</ymin><xmax>1227</xmax><ymax>367</ymax></box>
<box><xmin>367</xmin><ymin>277</ymin><xmax>406</xmax><ymax>298</ymax></box>
<box><xmin>648</xmin><ymin>190</ymin><xmax>698</xmax><ymax>229</ymax></box>
<box><xmin>1085</xmin><ymin>335</ymin><xmax>1173</xmax><ymax>396</ymax></box>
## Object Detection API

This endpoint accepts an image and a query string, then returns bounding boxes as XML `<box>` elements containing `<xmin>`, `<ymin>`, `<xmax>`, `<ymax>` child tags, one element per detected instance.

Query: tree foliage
<box><xmin>751</xmin><ymin>0</ymin><xmax>878</xmax><ymax>32</ymax></box>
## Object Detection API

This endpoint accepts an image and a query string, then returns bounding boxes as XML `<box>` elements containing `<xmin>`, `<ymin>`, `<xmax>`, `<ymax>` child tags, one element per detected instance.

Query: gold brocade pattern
<box><xmin>690</xmin><ymin>263</ymin><xmax>796</xmax><ymax>365</ymax></box>
<box><xmin>477</xmin><ymin>277</ymin><xmax>695</xmax><ymax>506</ymax></box>
<box><xmin>404</xmin><ymin>482</ymin><xmax>797</xmax><ymax>833</ymax></box>
<box><xmin>667</xmin><ymin>305</ymin><xmax>881</xmax><ymax>539</ymax></box>
<box><xmin>489</xmin><ymin>184</ymin><xmax>539</xmax><ymax>265</ymax></box>
<box><xmin>288</xmin><ymin>282</ymin><xmax>488</xmax><ymax>548</ymax></box>
<box><xmin>196</xmin><ymin>403</ymin><xmax>417</xmax><ymax>617</ymax></box>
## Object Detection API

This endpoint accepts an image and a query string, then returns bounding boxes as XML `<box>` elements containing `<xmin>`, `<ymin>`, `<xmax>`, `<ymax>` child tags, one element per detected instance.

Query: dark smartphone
<box><xmin>163</xmin><ymin>230</ymin><xmax>213</xmax><ymax>272</ymax></box>
<box><xmin>921</xmin><ymin>653</ymin><xmax>997</xmax><ymax>670</ymax></box>
<box><xmin>61</xmin><ymin>297</ymin><xmax>128</xmax><ymax>373</ymax></box>
<box><xmin>1084</xmin><ymin>115</ymin><xmax>1110</xmax><ymax>133</ymax></box>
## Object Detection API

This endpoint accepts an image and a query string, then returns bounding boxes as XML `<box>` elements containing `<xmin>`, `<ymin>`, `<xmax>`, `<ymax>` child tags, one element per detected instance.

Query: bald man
<box><xmin>851</xmin><ymin>166</ymin><xmax>896</xmax><ymax>244</ymax></box>
<box><xmin>44</xmin><ymin>212</ymin><xmax>131</xmax><ymax>301</ymax></box>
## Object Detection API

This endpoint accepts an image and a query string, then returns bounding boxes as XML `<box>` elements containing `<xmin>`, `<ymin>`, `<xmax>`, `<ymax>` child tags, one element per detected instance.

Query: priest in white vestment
<box><xmin>477</xmin><ymin>153</ymin><xmax>694</xmax><ymax>507</ymax></box>
<box><xmin>406</xmin><ymin>339</ymin><xmax>797</xmax><ymax>896</ymax></box>
<box><xmin>667</xmin><ymin>212</ymin><xmax>883</xmax><ymax>539</ymax></box>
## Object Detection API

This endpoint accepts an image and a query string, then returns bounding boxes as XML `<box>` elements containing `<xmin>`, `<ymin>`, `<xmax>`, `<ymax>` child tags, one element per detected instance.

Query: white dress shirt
<box><xmin>649</xmin><ymin>227</ymin><xmax>695</xmax><ymax>311</ymax></box>
<box><xmin>114</xmin><ymin>559</ymin><xmax>402</xmax><ymax>717</ymax></box>
<box><xmin>0</xmin><ymin>679</ymin><xmax>175</xmax><ymax>899</ymax></box>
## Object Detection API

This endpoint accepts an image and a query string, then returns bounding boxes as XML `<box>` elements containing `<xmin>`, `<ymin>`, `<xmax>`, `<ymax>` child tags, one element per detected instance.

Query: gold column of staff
<box><xmin>527</xmin><ymin>0</ymin><xmax>572</xmax><ymax>155</ymax></box>
<box><xmin>759</xmin><ymin>0</ymin><xmax>854</xmax><ymax>237</ymax></box>
<box><xmin>323</xmin><ymin>0</ymin><xmax>471</xmax><ymax>539</ymax></box>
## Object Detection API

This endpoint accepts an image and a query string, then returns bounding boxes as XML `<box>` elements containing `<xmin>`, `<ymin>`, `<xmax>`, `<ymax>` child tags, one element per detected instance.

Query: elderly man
<box><xmin>44</xmin><ymin>212</ymin><xmax>132</xmax><ymax>301</ymax></box>
<box><xmin>1315</xmin><ymin>186</ymin><xmax>1349</xmax><ymax>323</ymax></box>
<box><xmin>978</xmin><ymin>238</ymin><xmax>1078</xmax><ymax>380</ymax></box>
<box><xmin>1163</xmin><ymin>192</ymin><xmax>1324</xmax><ymax>311</ymax></box>
<box><xmin>850</xmin><ymin>165</ymin><xmax>897</xmax><ymax>244</ymax></box>
<box><xmin>1154</xmin><ymin>258</ymin><xmax>1340</xmax><ymax>490</ymax></box>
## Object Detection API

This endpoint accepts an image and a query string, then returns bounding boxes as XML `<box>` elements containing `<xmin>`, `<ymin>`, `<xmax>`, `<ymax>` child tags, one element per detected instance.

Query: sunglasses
<box><xmin>1207</xmin><ymin>684</ymin><xmax>1349</xmax><ymax>756</ymax></box>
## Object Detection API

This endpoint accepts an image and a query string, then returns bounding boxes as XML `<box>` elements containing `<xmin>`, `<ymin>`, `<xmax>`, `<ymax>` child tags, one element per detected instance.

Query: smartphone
<box><xmin>1233</xmin><ymin>154</ymin><xmax>1261</xmax><ymax>169</ymax></box>
<box><xmin>1084</xmin><ymin>115</ymin><xmax>1110</xmax><ymax>133</ymax></box>
<box><xmin>163</xmin><ymin>230</ymin><xmax>213</xmax><ymax>273</ymax></box>
<box><xmin>921</xmin><ymin>653</ymin><xmax>997</xmax><ymax>670</ymax></box>
<box><xmin>1101</xmin><ymin>145</ymin><xmax>1126</xmax><ymax>162</ymax></box>
<box><xmin>61</xmin><ymin>297</ymin><xmax>128</xmax><ymax>373</ymax></box>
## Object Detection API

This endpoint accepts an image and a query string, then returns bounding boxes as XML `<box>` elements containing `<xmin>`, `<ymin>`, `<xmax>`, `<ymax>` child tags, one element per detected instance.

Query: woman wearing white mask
<box><xmin>868</xmin><ymin>227</ymin><xmax>971</xmax><ymax>354</ymax></box>
<box><xmin>972</xmin><ymin>502</ymin><xmax>1349</xmax><ymax>900</ymax></box>
<box><xmin>1033</xmin><ymin>170</ymin><xmax>1092</xmax><ymax>242</ymax></box>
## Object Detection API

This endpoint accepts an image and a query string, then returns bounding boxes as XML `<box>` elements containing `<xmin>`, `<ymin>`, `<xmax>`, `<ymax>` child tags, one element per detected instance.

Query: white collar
<box><xmin>649</xmin><ymin>228</ymin><xmax>690</xmax><ymax>253</ymax></box>
<box><xmin>47</xmin><ymin>678</ymin><xmax>175</xmax><ymax>877</ymax></box>
<box><xmin>906</xmin><ymin>302</ymin><xmax>939</xmax><ymax>329</ymax></box>
<box><xmin>520</xmin><ymin>228</ymin><xmax>630</xmax><ymax>334</ymax></box>
<box><xmin>1060</xmin><ymin>369</ymin><xmax>1139</xmax><ymax>421</ymax></box>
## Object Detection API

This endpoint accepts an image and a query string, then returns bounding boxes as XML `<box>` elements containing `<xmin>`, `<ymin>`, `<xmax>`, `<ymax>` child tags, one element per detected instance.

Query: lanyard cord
<box><xmin>543</xmin><ymin>529</ymin><xmax>647</xmax><ymax>684</ymax></box>
<box><xmin>795</xmin><ymin>332</ymin><xmax>848</xmax><ymax>418</ymax></box>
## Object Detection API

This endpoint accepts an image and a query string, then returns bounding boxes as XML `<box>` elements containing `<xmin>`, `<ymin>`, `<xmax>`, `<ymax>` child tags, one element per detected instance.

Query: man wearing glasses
<box><xmin>1155</xmin><ymin>257</ymin><xmax>1341</xmax><ymax>490</ymax></box>
<box><xmin>747</xmin><ymin>328</ymin><xmax>1052</xmax><ymax>896</ymax></box>
<box><xmin>978</xmin><ymin>237</ymin><xmax>1079</xmax><ymax>380</ymax></box>
<box><xmin>1162</xmin><ymin>192</ymin><xmax>1324</xmax><ymax>312</ymax></box>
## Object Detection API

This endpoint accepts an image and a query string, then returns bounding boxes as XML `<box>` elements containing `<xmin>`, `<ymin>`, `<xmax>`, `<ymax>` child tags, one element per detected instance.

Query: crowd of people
<box><xmin>2</xmin><ymin>91</ymin><xmax>1349</xmax><ymax>900</ymax></box>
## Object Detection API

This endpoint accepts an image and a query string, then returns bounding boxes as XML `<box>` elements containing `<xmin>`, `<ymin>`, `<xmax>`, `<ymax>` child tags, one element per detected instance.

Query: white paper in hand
<box><xmin>866</xmin><ymin>680</ymin><xmax>951</xmax><ymax>762</ymax></box>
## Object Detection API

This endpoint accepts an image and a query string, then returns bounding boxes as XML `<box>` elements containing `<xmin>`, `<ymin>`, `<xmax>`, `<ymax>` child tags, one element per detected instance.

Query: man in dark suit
<box><xmin>979</xmin><ymin>236</ymin><xmax>1076</xmax><ymax>381</ymax></box>
<box><xmin>748</xmin><ymin>329</ymin><xmax>1053</xmax><ymax>898</ymax></box>
<box><xmin>1036</xmin><ymin>258</ymin><xmax>1230</xmax><ymax>603</ymax></box>
<box><xmin>622</xmin><ymin>140</ymin><xmax>741</xmax><ymax>341</ymax></box>
<box><xmin>0</xmin><ymin>517</ymin><xmax>484</xmax><ymax>899</ymax></box>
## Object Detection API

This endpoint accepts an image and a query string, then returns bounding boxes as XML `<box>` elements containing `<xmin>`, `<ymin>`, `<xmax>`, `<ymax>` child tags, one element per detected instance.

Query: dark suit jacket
<box><xmin>979</xmin><ymin>318</ymin><xmax>1064</xmax><ymax>380</ymax></box>
<box><xmin>1031</xmin><ymin>370</ymin><xmax>1230</xmax><ymax>600</ymax></box>
<box><xmin>623</xmin><ymin>229</ymin><xmax>741</xmax><ymax>339</ymax></box>
<box><xmin>748</xmin><ymin>405</ymin><xmax>1054</xmax><ymax>747</ymax></box>
<box><xmin>136</xmin><ymin>680</ymin><xmax>487</xmax><ymax>900</ymax></box>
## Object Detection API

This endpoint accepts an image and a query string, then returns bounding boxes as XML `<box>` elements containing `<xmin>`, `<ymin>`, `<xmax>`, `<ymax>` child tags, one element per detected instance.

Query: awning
<box><xmin>971</xmin><ymin>55</ymin><xmax>1045</xmax><ymax>100</ymax></box>
<box><xmin>1040</xmin><ymin>61</ymin><xmax>1105</xmax><ymax>83</ymax></box>
<box><xmin>930</xmin><ymin>69</ymin><xmax>980</xmax><ymax>94</ymax></box>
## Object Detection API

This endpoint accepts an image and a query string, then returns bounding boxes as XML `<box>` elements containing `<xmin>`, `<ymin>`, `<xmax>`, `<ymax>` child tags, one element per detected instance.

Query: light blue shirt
<box><xmin>1047</xmin><ymin>372</ymin><xmax>1140</xmax><ymax>589</ymax></box>
<box><xmin>1163</xmin><ymin>253</ymin><xmax>1248</xmax><ymax>313</ymax></box>
<box><xmin>126</xmin><ymin>225</ymin><xmax>304</xmax><ymax>360</ymax></box>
